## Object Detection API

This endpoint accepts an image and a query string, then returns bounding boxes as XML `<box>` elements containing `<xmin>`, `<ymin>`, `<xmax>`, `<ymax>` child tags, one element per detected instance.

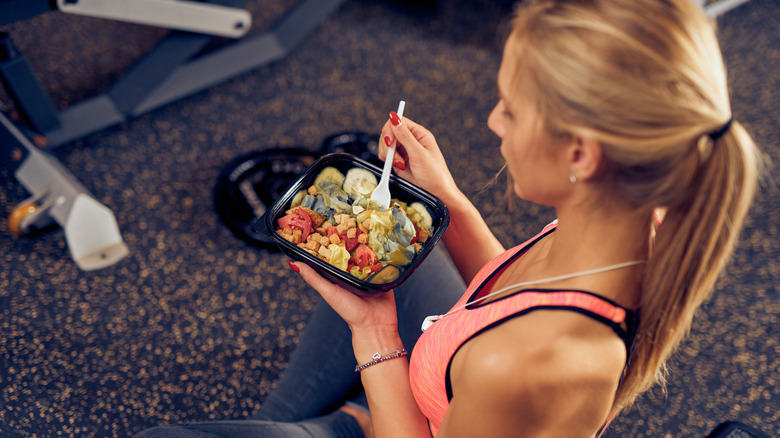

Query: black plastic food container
<box><xmin>253</xmin><ymin>153</ymin><xmax>450</xmax><ymax>296</ymax></box>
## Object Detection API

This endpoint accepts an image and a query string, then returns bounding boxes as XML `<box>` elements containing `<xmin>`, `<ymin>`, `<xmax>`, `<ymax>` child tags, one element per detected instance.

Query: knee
<box><xmin>133</xmin><ymin>424</ymin><xmax>206</xmax><ymax>438</ymax></box>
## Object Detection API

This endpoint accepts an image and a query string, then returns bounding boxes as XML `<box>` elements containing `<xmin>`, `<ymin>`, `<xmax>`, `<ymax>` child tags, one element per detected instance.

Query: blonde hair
<box><xmin>507</xmin><ymin>0</ymin><xmax>762</xmax><ymax>418</ymax></box>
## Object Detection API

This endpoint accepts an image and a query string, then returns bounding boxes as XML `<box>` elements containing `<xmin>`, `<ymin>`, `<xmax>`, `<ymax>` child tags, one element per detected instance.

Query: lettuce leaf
<box><xmin>328</xmin><ymin>244</ymin><xmax>350</xmax><ymax>271</ymax></box>
<box><xmin>366</xmin><ymin>208</ymin><xmax>417</xmax><ymax>265</ymax></box>
<box><xmin>390</xmin><ymin>208</ymin><xmax>416</xmax><ymax>246</ymax></box>
<box><xmin>349</xmin><ymin>266</ymin><xmax>373</xmax><ymax>280</ymax></box>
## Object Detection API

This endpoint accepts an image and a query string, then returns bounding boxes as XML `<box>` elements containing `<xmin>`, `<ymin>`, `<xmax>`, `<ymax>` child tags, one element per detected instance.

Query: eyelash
<box><xmin>498</xmin><ymin>99</ymin><xmax>513</xmax><ymax>119</ymax></box>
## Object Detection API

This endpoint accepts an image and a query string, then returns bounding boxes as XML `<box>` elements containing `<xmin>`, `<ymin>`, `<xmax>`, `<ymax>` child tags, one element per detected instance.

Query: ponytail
<box><xmin>611</xmin><ymin>121</ymin><xmax>761</xmax><ymax>415</ymax></box>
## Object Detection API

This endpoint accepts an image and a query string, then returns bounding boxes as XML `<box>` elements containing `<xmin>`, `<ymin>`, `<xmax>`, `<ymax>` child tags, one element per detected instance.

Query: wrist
<box><xmin>351</xmin><ymin>328</ymin><xmax>404</xmax><ymax>366</ymax></box>
<box><xmin>435</xmin><ymin>182</ymin><xmax>466</xmax><ymax>209</ymax></box>
<box><xmin>354</xmin><ymin>348</ymin><xmax>408</xmax><ymax>372</ymax></box>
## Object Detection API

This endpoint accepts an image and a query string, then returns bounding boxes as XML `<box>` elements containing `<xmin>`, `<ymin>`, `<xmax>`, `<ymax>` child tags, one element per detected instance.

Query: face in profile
<box><xmin>488</xmin><ymin>39</ymin><xmax>571</xmax><ymax>206</ymax></box>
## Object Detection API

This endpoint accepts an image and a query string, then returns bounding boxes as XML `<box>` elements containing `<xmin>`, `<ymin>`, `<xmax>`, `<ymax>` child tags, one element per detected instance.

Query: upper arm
<box><xmin>440</xmin><ymin>194</ymin><xmax>505</xmax><ymax>284</ymax></box>
<box><xmin>436</xmin><ymin>317</ymin><xmax>623</xmax><ymax>438</ymax></box>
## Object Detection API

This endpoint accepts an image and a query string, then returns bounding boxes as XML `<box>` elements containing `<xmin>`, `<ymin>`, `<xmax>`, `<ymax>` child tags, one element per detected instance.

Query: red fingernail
<box><xmin>394</xmin><ymin>160</ymin><xmax>406</xmax><ymax>170</ymax></box>
<box><xmin>288</xmin><ymin>261</ymin><xmax>300</xmax><ymax>273</ymax></box>
<box><xmin>389</xmin><ymin>111</ymin><xmax>402</xmax><ymax>126</ymax></box>
<box><xmin>384</xmin><ymin>135</ymin><xmax>392</xmax><ymax>147</ymax></box>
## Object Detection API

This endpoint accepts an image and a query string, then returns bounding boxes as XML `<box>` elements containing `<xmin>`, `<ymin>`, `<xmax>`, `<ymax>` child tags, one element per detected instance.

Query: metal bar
<box><xmin>56</xmin><ymin>0</ymin><xmax>252</xmax><ymax>38</ymax></box>
<box><xmin>132</xmin><ymin>0</ymin><xmax>347</xmax><ymax>115</ymax></box>
<box><xmin>131</xmin><ymin>33</ymin><xmax>286</xmax><ymax>115</ymax></box>
<box><xmin>0</xmin><ymin>33</ymin><xmax>61</xmax><ymax>133</ymax></box>
<box><xmin>107</xmin><ymin>32</ymin><xmax>213</xmax><ymax>114</ymax></box>
<box><xmin>1</xmin><ymin>111</ymin><xmax>129</xmax><ymax>271</ymax></box>
<box><xmin>45</xmin><ymin>95</ymin><xmax>124</xmax><ymax>148</ymax></box>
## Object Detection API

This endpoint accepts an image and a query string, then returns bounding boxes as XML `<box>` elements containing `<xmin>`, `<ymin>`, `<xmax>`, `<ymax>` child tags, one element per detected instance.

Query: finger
<box><xmin>294</xmin><ymin>262</ymin><xmax>342</xmax><ymax>297</ymax></box>
<box><xmin>388</xmin><ymin>114</ymin><xmax>432</xmax><ymax>163</ymax></box>
<box><xmin>379</xmin><ymin>122</ymin><xmax>405</xmax><ymax>168</ymax></box>
<box><xmin>292</xmin><ymin>261</ymin><xmax>363</xmax><ymax>311</ymax></box>
<box><xmin>378</xmin><ymin>121</ymin><xmax>394</xmax><ymax>162</ymax></box>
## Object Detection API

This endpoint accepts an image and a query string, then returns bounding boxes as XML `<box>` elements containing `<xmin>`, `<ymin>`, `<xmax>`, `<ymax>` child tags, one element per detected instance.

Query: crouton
<box><xmin>318</xmin><ymin>245</ymin><xmax>332</xmax><ymax>260</ymax></box>
<box><xmin>291</xmin><ymin>229</ymin><xmax>302</xmax><ymax>244</ymax></box>
<box><xmin>300</xmin><ymin>207</ymin><xmax>326</xmax><ymax>227</ymax></box>
<box><xmin>347</xmin><ymin>228</ymin><xmax>357</xmax><ymax>239</ymax></box>
<box><xmin>308</xmin><ymin>185</ymin><xmax>318</xmax><ymax>196</ymax></box>
<box><xmin>358</xmin><ymin>233</ymin><xmax>368</xmax><ymax>244</ymax></box>
<box><xmin>317</xmin><ymin>221</ymin><xmax>332</xmax><ymax>235</ymax></box>
<box><xmin>329</xmin><ymin>233</ymin><xmax>341</xmax><ymax>245</ymax></box>
<box><xmin>417</xmin><ymin>227</ymin><xmax>432</xmax><ymax>243</ymax></box>
<box><xmin>304</xmin><ymin>239</ymin><xmax>320</xmax><ymax>252</ymax></box>
<box><xmin>279</xmin><ymin>228</ymin><xmax>295</xmax><ymax>243</ymax></box>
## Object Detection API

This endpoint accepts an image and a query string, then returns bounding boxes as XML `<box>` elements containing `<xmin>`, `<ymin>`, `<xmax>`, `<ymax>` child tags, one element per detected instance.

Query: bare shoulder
<box><xmin>442</xmin><ymin>311</ymin><xmax>626</xmax><ymax>437</ymax></box>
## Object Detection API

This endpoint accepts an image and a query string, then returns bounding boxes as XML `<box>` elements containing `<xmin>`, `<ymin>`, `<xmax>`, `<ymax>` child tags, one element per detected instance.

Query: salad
<box><xmin>275</xmin><ymin>166</ymin><xmax>434</xmax><ymax>284</ymax></box>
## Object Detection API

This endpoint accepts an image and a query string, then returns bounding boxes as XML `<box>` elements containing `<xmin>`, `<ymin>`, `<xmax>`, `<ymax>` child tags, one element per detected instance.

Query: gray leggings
<box><xmin>133</xmin><ymin>247</ymin><xmax>466</xmax><ymax>437</ymax></box>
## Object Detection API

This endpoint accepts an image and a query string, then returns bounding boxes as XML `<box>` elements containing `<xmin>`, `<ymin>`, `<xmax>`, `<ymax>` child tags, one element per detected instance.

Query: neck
<box><xmin>551</xmin><ymin>209</ymin><xmax>649</xmax><ymax>263</ymax></box>
<box><xmin>543</xmin><ymin>197</ymin><xmax>651</xmax><ymax>306</ymax></box>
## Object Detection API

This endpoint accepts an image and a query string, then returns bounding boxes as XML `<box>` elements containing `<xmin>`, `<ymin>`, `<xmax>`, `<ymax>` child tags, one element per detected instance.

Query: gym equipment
<box><xmin>215</xmin><ymin>132</ymin><xmax>378</xmax><ymax>249</ymax></box>
<box><xmin>0</xmin><ymin>0</ymin><xmax>346</xmax><ymax>269</ymax></box>
<box><xmin>214</xmin><ymin>148</ymin><xmax>318</xmax><ymax>249</ymax></box>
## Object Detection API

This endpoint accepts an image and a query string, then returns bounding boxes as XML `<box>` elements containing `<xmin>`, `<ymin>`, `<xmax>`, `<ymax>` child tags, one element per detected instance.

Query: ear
<box><xmin>567</xmin><ymin>134</ymin><xmax>603</xmax><ymax>181</ymax></box>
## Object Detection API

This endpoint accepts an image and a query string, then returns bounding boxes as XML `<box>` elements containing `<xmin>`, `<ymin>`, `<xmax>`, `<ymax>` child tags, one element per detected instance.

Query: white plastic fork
<box><xmin>370</xmin><ymin>100</ymin><xmax>405</xmax><ymax>209</ymax></box>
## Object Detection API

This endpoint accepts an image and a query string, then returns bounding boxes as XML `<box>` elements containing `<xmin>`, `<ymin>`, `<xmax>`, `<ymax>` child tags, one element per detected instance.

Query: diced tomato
<box><xmin>327</xmin><ymin>224</ymin><xmax>360</xmax><ymax>252</ymax></box>
<box><xmin>277</xmin><ymin>207</ymin><xmax>312</xmax><ymax>242</ymax></box>
<box><xmin>410</xmin><ymin>222</ymin><xmax>419</xmax><ymax>245</ymax></box>
<box><xmin>369</xmin><ymin>263</ymin><xmax>384</xmax><ymax>273</ymax></box>
<box><xmin>349</xmin><ymin>244</ymin><xmax>378</xmax><ymax>269</ymax></box>
<box><xmin>343</xmin><ymin>233</ymin><xmax>360</xmax><ymax>252</ymax></box>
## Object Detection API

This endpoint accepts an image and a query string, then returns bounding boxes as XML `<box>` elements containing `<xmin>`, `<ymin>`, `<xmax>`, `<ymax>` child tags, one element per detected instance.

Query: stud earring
<box><xmin>569</xmin><ymin>173</ymin><xmax>577</xmax><ymax>183</ymax></box>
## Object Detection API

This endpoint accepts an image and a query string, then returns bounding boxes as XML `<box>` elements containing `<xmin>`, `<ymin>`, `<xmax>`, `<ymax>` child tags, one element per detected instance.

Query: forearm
<box><xmin>352</xmin><ymin>329</ymin><xmax>432</xmax><ymax>438</ymax></box>
<box><xmin>440</xmin><ymin>191</ymin><xmax>504</xmax><ymax>285</ymax></box>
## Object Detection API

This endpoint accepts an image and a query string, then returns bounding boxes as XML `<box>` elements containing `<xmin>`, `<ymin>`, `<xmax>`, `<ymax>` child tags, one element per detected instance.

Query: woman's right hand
<box><xmin>379</xmin><ymin>112</ymin><xmax>461</xmax><ymax>204</ymax></box>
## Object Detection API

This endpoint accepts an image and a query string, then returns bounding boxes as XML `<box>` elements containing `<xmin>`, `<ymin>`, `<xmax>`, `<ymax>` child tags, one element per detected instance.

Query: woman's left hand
<box><xmin>290</xmin><ymin>261</ymin><xmax>399</xmax><ymax>333</ymax></box>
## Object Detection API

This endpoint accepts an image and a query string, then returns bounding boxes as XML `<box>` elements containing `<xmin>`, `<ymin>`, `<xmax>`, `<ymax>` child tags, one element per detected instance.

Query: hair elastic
<box><xmin>708</xmin><ymin>116</ymin><xmax>733</xmax><ymax>141</ymax></box>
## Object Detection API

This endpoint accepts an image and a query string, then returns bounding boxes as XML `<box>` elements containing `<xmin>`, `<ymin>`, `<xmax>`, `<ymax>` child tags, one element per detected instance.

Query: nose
<box><xmin>488</xmin><ymin>101</ymin><xmax>505</xmax><ymax>138</ymax></box>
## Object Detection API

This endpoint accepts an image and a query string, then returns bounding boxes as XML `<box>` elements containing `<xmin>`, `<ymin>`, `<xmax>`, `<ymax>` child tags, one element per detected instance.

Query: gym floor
<box><xmin>1</xmin><ymin>0</ymin><xmax>777</xmax><ymax>436</ymax></box>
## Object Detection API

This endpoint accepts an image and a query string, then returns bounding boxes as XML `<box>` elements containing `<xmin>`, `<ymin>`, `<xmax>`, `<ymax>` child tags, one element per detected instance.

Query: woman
<box><xmin>136</xmin><ymin>0</ymin><xmax>761</xmax><ymax>436</ymax></box>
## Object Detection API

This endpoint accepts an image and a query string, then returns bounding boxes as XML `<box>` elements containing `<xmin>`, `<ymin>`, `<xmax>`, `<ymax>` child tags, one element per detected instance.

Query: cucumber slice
<box><xmin>408</xmin><ymin>202</ymin><xmax>433</xmax><ymax>229</ymax></box>
<box><xmin>313</xmin><ymin>167</ymin><xmax>345</xmax><ymax>191</ymax></box>
<box><xmin>343</xmin><ymin>168</ymin><xmax>378</xmax><ymax>197</ymax></box>
<box><xmin>290</xmin><ymin>190</ymin><xmax>308</xmax><ymax>208</ymax></box>
<box><xmin>368</xmin><ymin>265</ymin><xmax>401</xmax><ymax>284</ymax></box>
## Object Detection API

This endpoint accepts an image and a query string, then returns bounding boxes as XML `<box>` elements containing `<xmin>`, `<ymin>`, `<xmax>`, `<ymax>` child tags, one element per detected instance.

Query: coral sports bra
<box><xmin>408</xmin><ymin>223</ymin><xmax>637</xmax><ymax>435</ymax></box>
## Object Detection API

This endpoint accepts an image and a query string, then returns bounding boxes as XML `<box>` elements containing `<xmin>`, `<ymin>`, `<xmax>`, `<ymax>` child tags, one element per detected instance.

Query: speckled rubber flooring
<box><xmin>1</xmin><ymin>1</ymin><xmax>778</xmax><ymax>437</ymax></box>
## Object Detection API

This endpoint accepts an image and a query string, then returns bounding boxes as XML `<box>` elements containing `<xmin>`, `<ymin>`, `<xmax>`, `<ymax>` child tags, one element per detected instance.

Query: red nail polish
<box><xmin>389</xmin><ymin>111</ymin><xmax>402</xmax><ymax>126</ymax></box>
<box><xmin>288</xmin><ymin>261</ymin><xmax>300</xmax><ymax>273</ymax></box>
<box><xmin>394</xmin><ymin>160</ymin><xmax>406</xmax><ymax>170</ymax></box>
<box><xmin>384</xmin><ymin>136</ymin><xmax>392</xmax><ymax>147</ymax></box>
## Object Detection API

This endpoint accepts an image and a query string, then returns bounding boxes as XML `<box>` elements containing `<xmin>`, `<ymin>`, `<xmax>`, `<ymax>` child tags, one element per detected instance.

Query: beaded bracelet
<box><xmin>355</xmin><ymin>348</ymin><xmax>408</xmax><ymax>372</ymax></box>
